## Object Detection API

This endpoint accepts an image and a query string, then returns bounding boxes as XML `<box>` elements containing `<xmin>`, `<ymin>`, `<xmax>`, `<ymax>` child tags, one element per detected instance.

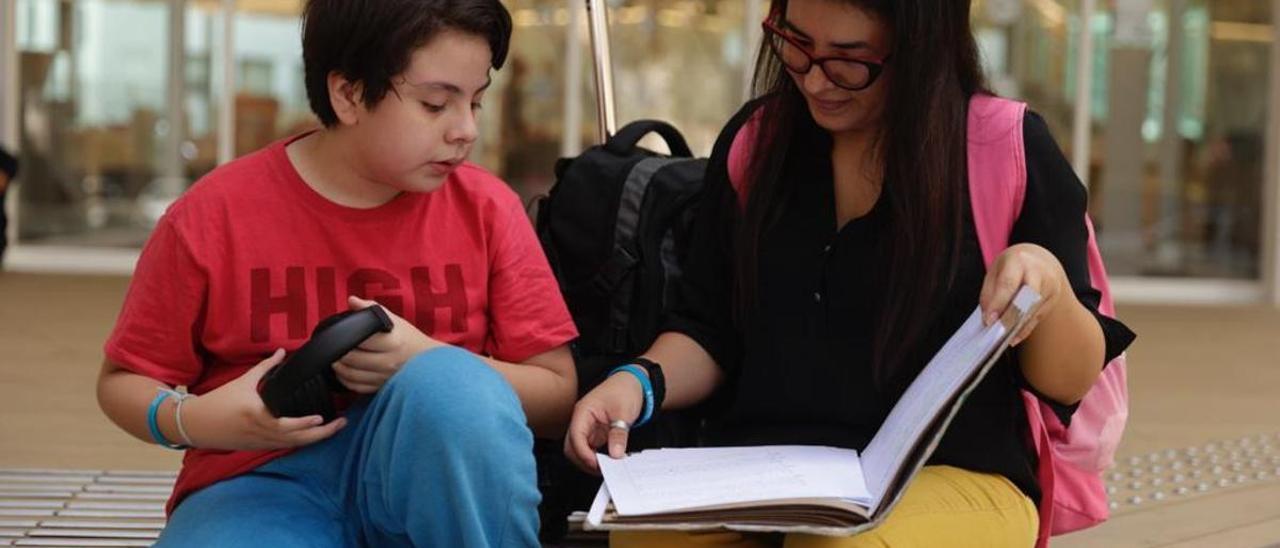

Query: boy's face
<box><xmin>347</xmin><ymin>29</ymin><xmax>492</xmax><ymax>193</ymax></box>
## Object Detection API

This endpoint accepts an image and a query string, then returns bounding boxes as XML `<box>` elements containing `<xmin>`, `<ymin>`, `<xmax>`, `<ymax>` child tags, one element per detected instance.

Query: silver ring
<box><xmin>609</xmin><ymin>419</ymin><xmax>630</xmax><ymax>431</ymax></box>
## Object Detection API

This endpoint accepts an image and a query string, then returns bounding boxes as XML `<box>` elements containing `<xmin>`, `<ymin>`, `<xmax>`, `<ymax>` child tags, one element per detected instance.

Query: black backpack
<box><xmin>532</xmin><ymin>120</ymin><xmax>708</xmax><ymax>540</ymax></box>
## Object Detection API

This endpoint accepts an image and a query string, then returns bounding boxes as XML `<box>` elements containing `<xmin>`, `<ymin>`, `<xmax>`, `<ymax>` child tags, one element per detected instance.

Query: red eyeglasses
<box><xmin>762</xmin><ymin>19</ymin><xmax>890</xmax><ymax>91</ymax></box>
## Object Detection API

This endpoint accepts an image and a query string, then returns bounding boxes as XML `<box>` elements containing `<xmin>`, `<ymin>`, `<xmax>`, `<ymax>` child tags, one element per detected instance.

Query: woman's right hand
<box><xmin>564</xmin><ymin>371</ymin><xmax>647</xmax><ymax>474</ymax></box>
<box><xmin>180</xmin><ymin>349</ymin><xmax>347</xmax><ymax>451</ymax></box>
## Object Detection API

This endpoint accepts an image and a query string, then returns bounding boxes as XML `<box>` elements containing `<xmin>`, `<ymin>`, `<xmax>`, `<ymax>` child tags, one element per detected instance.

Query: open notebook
<box><xmin>575</xmin><ymin>286</ymin><xmax>1042</xmax><ymax>536</ymax></box>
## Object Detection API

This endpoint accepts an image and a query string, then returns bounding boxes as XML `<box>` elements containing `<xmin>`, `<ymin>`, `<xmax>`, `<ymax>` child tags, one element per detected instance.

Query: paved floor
<box><xmin>1</xmin><ymin>272</ymin><xmax>1277</xmax><ymax>547</ymax></box>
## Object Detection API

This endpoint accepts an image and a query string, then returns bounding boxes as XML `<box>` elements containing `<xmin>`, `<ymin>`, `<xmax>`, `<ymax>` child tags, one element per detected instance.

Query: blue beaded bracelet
<box><xmin>609</xmin><ymin>364</ymin><xmax>654</xmax><ymax>428</ymax></box>
<box><xmin>146</xmin><ymin>390</ymin><xmax>185</xmax><ymax>450</ymax></box>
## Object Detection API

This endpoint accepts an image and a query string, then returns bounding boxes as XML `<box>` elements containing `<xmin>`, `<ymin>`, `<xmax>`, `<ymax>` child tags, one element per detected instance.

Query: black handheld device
<box><xmin>259</xmin><ymin>305</ymin><xmax>394</xmax><ymax>422</ymax></box>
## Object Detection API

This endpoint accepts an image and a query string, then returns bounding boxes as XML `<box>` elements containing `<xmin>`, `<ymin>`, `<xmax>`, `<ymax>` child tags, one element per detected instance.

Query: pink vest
<box><xmin>728</xmin><ymin>95</ymin><xmax>1129</xmax><ymax>545</ymax></box>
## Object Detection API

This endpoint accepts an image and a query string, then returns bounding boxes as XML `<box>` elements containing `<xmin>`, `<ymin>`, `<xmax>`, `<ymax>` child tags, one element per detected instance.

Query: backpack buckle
<box><xmin>591</xmin><ymin>246</ymin><xmax>638</xmax><ymax>296</ymax></box>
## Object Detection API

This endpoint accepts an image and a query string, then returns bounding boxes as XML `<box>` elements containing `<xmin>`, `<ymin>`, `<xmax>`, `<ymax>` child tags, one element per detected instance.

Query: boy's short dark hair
<box><xmin>302</xmin><ymin>0</ymin><xmax>512</xmax><ymax>127</ymax></box>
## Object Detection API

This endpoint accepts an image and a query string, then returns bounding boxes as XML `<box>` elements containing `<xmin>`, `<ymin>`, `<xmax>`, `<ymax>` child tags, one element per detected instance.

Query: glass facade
<box><xmin>3</xmin><ymin>0</ymin><xmax>1279</xmax><ymax>300</ymax></box>
<box><xmin>483</xmin><ymin>0</ymin><xmax>752</xmax><ymax>201</ymax></box>
<box><xmin>230</xmin><ymin>1</ymin><xmax>315</xmax><ymax>158</ymax></box>
<box><xmin>15</xmin><ymin>0</ymin><xmax>200</xmax><ymax>247</ymax></box>
<box><xmin>976</xmin><ymin>0</ymin><xmax>1272</xmax><ymax>280</ymax></box>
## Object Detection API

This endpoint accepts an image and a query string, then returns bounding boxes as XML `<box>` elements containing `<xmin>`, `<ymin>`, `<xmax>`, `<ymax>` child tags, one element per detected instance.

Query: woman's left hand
<box><xmin>979</xmin><ymin>243</ymin><xmax>1070</xmax><ymax>346</ymax></box>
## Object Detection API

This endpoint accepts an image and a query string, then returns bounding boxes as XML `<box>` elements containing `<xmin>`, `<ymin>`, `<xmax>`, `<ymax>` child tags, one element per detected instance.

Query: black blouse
<box><xmin>663</xmin><ymin>100</ymin><xmax>1137</xmax><ymax>503</ymax></box>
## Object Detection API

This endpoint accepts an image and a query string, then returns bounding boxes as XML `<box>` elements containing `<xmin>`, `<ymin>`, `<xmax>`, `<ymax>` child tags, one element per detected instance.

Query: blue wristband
<box><xmin>609</xmin><ymin>364</ymin><xmax>654</xmax><ymax>428</ymax></box>
<box><xmin>146</xmin><ymin>390</ymin><xmax>185</xmax><ymax>450</ymax></box>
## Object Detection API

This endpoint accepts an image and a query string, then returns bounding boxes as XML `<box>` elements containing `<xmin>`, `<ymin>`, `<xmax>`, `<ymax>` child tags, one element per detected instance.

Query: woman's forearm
<box><xmin>1019</xmin><ymin>297</ymin><xmax>1106</xmax><ymax>405</ymax></box>
<box><xmin>642</xmin><ymin>332</ymin><xmax>724</xmax><ymax>410</ymax></box>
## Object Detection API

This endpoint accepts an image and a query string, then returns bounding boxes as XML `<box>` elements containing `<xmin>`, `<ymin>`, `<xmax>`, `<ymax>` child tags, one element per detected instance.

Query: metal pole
<box><xmin>1</xmin><ymin>0</ymin><xmax>18</xmax><ymax>257</ymax></box>
<box><xmin>1264</xmin><ymin>0</ymin><xmax>1280</xmax><ymax>306</ymax></box>
<box><xmin>1072</xmin><ymin>0</ymin><xmax>1097</xmax><ymax>187</ymax></box>
<box><xmin>1</xmin><ymin>0</ymin><xmax>17</xmax><ymax>151</ymax></box>
<box><xmin>217</xmin><ymin>0</ymin><xmax>236</xmax><ymax>164</ymax></box>
<box><xmin>1156</xmin><ymin>0</ymin><xmax>1186</xmax><ymax>271</ymax></box>
<box><xmin>562</xmin><ymin>0</ymin><xmax>584</xmax><ymax>156</ymax></box>
<box><xmin>742</xmin><ymin>0</ymin><xmax>763</xmax><ymax>101</ymax></box>
<box><xmin>163</xmin><ymin>0</ymin><xmax>188</xmax><ymax>196</ymax></box>
<box><xmin>585</xmin><ymin>0</ymin><xmax>617</xmax><ymax>141</ymax></box>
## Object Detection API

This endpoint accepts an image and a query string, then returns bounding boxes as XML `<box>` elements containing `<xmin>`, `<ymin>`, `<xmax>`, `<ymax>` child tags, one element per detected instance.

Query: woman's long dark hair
<box><xmin>736</xmin><ymin>0</ymin><xmax>988</xmax><ymax>389</ymax></box>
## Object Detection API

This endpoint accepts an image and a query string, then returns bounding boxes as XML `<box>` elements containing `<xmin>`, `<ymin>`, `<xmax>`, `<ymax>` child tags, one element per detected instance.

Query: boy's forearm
<box><xmin>478</xmin><ymin>348</ymin><xmax>577</xmax><ymax>438</ymax></box>
<box><xmin>96</xmin><ymin>361</ymin><xmax>184</xmax><ymax>446</ymax></box>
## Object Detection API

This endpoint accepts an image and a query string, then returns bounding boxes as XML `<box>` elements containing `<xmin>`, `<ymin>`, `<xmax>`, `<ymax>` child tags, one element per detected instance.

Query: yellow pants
<box><xmin>610</xmin><ymin>466</ymin><xmax>1038</xmax><ymax>548</ymax></box>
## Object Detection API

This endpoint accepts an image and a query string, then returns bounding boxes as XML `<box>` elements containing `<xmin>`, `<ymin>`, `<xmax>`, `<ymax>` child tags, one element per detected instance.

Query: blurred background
<box><xmin>0</xmin><ymin>1</ymin><xmax>1278</xmax><ymax>547</ymax></box>
<box><xmin>2</xmin><ymin>0</ymin><xmax>1279</xmax><ymax>296</ymax></box>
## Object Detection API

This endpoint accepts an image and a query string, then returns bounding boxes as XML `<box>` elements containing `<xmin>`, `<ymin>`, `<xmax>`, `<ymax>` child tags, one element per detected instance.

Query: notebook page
<box><xmin>596</xmin><ymin>445</ymin><xmax>872</xmax><ymax>517</ymax></box>
<box><xmin>860</xmin><ymin>286</ymin><xmax>1039</xmax><ymax>510</ymax></box>
<box><xmin>586</xmin><ymin>482</ymin><xmax>612</xmax><ymax>527</ymax></box>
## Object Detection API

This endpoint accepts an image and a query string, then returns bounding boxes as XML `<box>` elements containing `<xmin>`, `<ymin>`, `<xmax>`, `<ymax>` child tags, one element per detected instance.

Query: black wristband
<box><xmin>631</xmin><ymin>357</ymin><xmax>666</xmax><ymax>415</ymax></box>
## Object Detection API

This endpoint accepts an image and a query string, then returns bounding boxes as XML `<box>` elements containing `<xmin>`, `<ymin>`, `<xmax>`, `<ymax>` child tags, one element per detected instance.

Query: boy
<box><xmin>96</xmin><ymin>1</ymin><xmax>577</xmax><ymax>545</ymax></box>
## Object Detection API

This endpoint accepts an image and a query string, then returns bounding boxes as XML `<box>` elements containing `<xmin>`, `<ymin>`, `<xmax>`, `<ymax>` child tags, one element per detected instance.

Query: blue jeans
<box><xmin>155</xmin><ymin>347</ymin><xmax>541</xmax><ymax>547</ymax></box>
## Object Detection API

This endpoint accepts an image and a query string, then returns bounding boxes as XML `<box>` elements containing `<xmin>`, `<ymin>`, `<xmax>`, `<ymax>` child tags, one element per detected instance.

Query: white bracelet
<box><xmin>163</xmin><ymin>389</ymin><xmax>197</xmax><ymax>448</ymax></box>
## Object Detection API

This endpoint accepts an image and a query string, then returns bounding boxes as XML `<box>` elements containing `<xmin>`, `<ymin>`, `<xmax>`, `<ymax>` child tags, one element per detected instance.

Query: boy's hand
<box><xmin>182</xmin><ymin>349</ymin><xmax>347</xmax><ymax>450</ymax></box>
<box><xmin>332</xmin><ymin>296</ymin><xmax>444</xmax><ymax>394</ymax></box>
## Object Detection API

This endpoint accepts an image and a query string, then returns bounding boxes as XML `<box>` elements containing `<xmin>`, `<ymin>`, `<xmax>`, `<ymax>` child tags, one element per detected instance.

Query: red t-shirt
<box><xmin>104</xmin><ymin>136</ymin><xmax>578</xmax><ymax>513</ymax></box>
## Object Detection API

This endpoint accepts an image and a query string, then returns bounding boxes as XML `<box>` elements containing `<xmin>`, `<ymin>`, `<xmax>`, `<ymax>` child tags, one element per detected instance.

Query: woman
<box><xmin>565</xmin><ymin>0</ymin><xmax>1135</xmax><ymax>546</ymax></box>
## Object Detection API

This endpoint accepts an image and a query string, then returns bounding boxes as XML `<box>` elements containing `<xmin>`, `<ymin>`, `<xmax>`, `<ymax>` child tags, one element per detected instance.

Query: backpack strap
<box><xmin>606</xmin><ymin>120</ymin><xmax>695</xmax><ymax>158</ymax></box>
<box><xmin>726</xmin><ymin>107</ymin><xmax>765</xmax><ymax>209</ymax></box>
<box><xmin>966</xmin><ymin>94</ymin><xmax>1028</xmax><ymax>265</ymax></box>
<box><xmin>966</xmin><ymin>95</ymin><xmax>1060</xmax><ymax>548</ymax></box>
<box><xmin>597</xmin><ymin>156</ymin><xmax>686</xmax><ymax>353</ymax></box>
